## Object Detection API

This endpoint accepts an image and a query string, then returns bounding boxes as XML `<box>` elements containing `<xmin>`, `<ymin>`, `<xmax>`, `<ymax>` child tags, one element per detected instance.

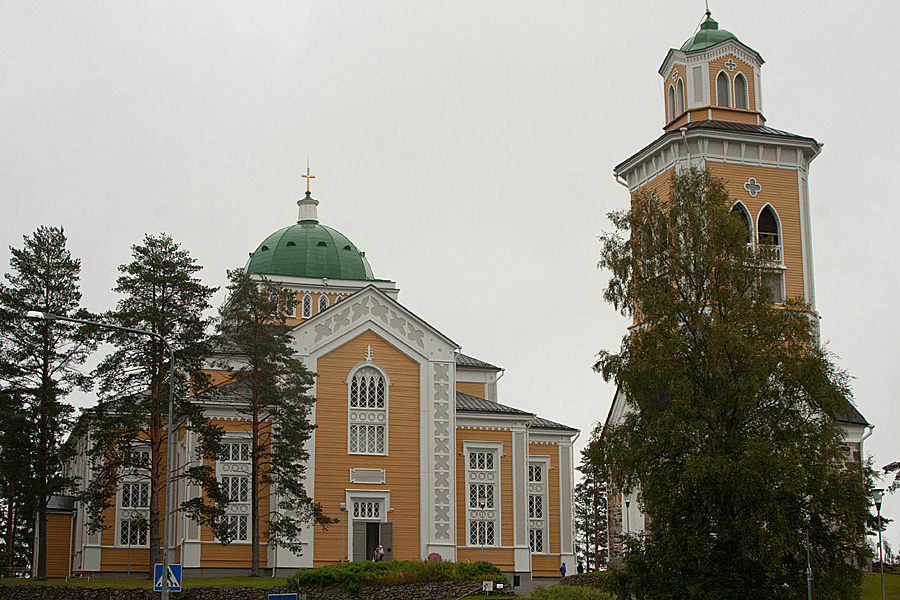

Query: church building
<box><xmin>601</xmin><ymin>12</ymin><xmax>871</xmax><ymax>564</ymax></box>
<box><xmin>56</xmin><ymin>176</ymin><xmax>579</xmax><ymax>584</ymax></box>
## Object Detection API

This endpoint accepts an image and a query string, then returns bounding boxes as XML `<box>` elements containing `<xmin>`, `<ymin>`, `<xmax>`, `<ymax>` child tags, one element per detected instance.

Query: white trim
<box><xmin>733</xmin><ymin>72</ymin><xmax>749</xmax><ymax>110</ymax></box>
<box><xmin>302</xmin><ymin>293</ymin><xmax>312</xmax><ymax>318</ymax></box>
<box><xmin>527</xmin><ymin>457</ymin><xmax>551</xmax><ymax>554</ymax></box>
<box><xmin>675</xmin><ymin>78</ymin><xmax>685</xmax><ymax>116</ymax></box>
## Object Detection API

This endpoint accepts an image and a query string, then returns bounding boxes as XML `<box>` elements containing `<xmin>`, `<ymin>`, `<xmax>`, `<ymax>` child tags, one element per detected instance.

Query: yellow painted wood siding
<box><xmin>201</xmin><ymin>542</ymin><xmax>267</xmax><ymax>568</ymax></box>
<box><xmin>457</xmin><ymin>547</ymin><xmax>515</xmax><ymax>570</ymax></box>
<box><xmin>312</xmin><ymin>330</ymin><xmax>421</xmax><ymax>566</ymax></box>
<box><xmin>456</xmin><ymin>381</ymin><xmax>485</xmax><ymax>398</ymax></box>
<box><xmin>708</xmin><ymin>55</ymin><xmax>757</xmax><ymax>113</ymax></box>
<box><xmin>706</xmin><ymin>163</ymin><xmax>805</xmax><ymax>301</ymax></box>
<box><xmin>532</xmin><ymin>554</ymin><xmax>562</xmax><ymax>579</ymax></box>
<box><xmin>47</xmin><ymin>513</ymin><xmax>74</xmax><ymax>577</ymax></box>
<box><xmin>284</xmin><ymin>292</ymin><xmax>348</xmax><ymax>327</ymax></box>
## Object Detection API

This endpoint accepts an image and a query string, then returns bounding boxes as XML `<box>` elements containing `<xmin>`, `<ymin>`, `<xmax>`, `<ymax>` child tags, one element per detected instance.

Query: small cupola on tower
<box><xmin>660</xmin><ymin>11</ymin><xmax>765</xmax><ymax>132</ymax></box>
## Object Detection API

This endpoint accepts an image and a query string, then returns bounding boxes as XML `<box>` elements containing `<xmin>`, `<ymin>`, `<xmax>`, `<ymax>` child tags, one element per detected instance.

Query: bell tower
<box><xmin>614</xmin><ymin>11</ymin><xmax>822</xmax><ymax>313</ymax></box>
<box><xmin>660</xmin><ymin>11</ymin><xmax>766</xmax><ymax>131</ymax></box>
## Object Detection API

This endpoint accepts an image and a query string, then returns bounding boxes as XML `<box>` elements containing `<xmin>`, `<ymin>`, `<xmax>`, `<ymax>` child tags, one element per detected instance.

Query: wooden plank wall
<box><xmin>313</xmin><ymin>330</ymin><xmax>421</xmax><ymax>566</ymax></box>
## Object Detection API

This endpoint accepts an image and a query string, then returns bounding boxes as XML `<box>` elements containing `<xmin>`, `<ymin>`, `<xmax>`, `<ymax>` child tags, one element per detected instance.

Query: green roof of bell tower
<box><xmin>245</xmin><ymin>191</ymin><xmax>376</xmax><ymax>281</ymax></box>
<box><xmin>680</xmin><ymin>12</ymin><xmax>741</xmax><ymax>52</ymax></box>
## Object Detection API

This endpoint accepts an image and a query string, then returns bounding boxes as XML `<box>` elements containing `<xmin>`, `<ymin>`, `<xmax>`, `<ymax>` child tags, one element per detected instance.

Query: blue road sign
<box><xmin>154</xmin><ymin>563</ymin><xmax>182</xmax><ymax>592</ymax></box>
<box><xmin>268</xmin><ymin>594</ymin><xmax>298</xmax><ymax>600</ymax></box>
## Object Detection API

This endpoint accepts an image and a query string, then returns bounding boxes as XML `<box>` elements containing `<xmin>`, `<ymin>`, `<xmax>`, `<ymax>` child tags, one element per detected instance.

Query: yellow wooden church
<box><xmin>602</xmin><ymin>11</ymin><xmax>871</xmax><ymax>564</ymax></box>
<box><xmin>51</xmin><ymin>178</ymin><xmax>579</xmax><ymax>585</ymax></box>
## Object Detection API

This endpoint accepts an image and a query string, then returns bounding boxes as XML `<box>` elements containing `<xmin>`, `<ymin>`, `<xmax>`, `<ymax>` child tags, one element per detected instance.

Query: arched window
<box><xmin>675</xmin><ymin>79</ymin><xmax>685</xmax><ymax>115</ymax></box>
<box><xmin>716</xmin><ymin>71</ymin><xmax>731</xmax><ymax>107</ymax></box>
<box><xmin>757</xmin><ymin>205</ymin><xmax>782</xmax><ymax>264</ymax></box>
<box><xmin>301</xmin><ymin>293</ymin><xmax>312</xmax><ymax>318</ymax></box>
<box><xmin>667</xmin><ymin>85</ymin><xmax>676</xmax><ymax>121</ymax></box>
<box><xmin>286</xmin><ymin>292</ymin><xmax>297</xmax><ymax>318</ymax></box>
<box><xmin>318</xmin><ymin>295</ymin><xmax>329</xmax><ymax>313</ymax></box>
<box><xmin>734</xmin><ymin>73</ymin><xmax>748</xmax><ymax>109</ymax></box>
<box><xmin>730</xmin><ymin>203</ymin><xmax>752</xmax><ymax>245</ymax></box>
<box><xmin>348</xmin><ymin>365</ymin><xmax>388</xmax><ymax>455</ymax></box>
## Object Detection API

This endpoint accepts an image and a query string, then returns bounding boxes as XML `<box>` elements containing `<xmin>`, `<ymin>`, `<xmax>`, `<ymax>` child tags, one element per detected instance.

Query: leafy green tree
<box><xmin>575</xmin><ymin>426</ymin><xmax>607</xmax><ymax>572</ymax></box>
<box><xmin>213</xmin><ymin>268</ymin><xmax>335</xmax><ymax>576</ymax></box>
<box><xmin>82</xmin><ymin>233</ymin><xmax>226</xmax><ymax>569</ymax></box>
<box><xmin>0</xmin><ymin>226</ymin><xmax>94</xmax><ymax>579</ymax></box>
<box><xmin>596</xmin><ymin>168</ymin><xmax>869</xmax><ymax>599</ymax></box>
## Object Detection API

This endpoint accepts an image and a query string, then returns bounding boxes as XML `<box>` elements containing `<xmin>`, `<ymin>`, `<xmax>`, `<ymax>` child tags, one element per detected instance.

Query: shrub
<box><xmin>291</xmin><ymin>559</ymin><xmax>506</xmax><ymax>593</ymax></box>
<box><xmin>529</xmin><ymin>584</ymin><xmax>615</xmax><ymax>599</ymax></box>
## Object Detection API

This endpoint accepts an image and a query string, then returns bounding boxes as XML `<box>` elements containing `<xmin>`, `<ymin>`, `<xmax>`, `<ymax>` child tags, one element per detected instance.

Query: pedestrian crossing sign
<box><xmin>154</xmin><ymin>563</ymin><xmax>182</xmax><ymax>591</ymax></box>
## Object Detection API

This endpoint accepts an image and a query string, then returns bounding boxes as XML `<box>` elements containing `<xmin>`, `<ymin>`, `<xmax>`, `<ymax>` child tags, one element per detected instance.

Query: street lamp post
<box><xmin>25</xmin><ymin>311</ymin><xmax>177</xmax><ymax>600</ymax></box>
<box><xmin>874</xmin><ymin>488</ymin><xmax>885</xmax><ymax>600</ymax></box>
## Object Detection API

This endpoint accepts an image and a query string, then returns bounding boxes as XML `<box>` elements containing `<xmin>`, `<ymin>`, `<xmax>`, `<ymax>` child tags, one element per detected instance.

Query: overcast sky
<box><xmin>3</xmin><ymin>1</ymin><xmax>898</xmax><ymax>553</ymax></box>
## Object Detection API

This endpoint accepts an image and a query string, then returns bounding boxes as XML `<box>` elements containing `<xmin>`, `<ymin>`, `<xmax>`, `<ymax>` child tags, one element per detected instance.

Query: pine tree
<box><xmin>0</xmin><ymin>389</ymin><xmax>35</xmax><ymax>577</ymax></box>
<box><xmin>574</xmin><ymin>427</ymin><xmax>607</xmax><ymax>572</ymax></box>
<box><xmin>82</xmin><ymin>233</ymin><xmax>225</xmax><ymax>571</ymax></box>
<box><xmin>0</xmin><ymin>226</ymin><xmax>93</xmax><ymax>579</ymax></box>
<box><xmin>596</xmin><ymin>168</ymin><xmax>869</xmax><ymax>599</ymax></box>
<box><xmin>212</xmin><ymin>268</ymin><xmax>335</xmax><ymax>576</ymax></box>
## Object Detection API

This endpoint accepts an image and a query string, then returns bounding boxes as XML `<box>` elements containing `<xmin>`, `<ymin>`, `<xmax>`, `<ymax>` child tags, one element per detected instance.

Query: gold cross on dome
<box><xmin>302</xmin><ymin>167</ymin><xmax>315</xmax><ymax>192</ymax></box>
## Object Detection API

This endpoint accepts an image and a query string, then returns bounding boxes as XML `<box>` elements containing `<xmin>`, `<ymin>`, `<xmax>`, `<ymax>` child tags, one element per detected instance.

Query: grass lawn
<box><xmin>861</xmin><ymin>573</ymin><xmax>900</xmax><ymax>600</ymax></box>
<box><xmin>0</xmin><ymin>576</ymin><xmax>291</xmax><ymax>589</ymax></box>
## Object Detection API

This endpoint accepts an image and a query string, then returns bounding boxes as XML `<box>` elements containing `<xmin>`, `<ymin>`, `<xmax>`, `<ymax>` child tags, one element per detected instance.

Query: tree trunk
<box><xmin>5</xmin><ymin>486</ymin><xmax>14</xmax><ymax>578</ymax></box>
<box><xmin>250</xmin><ymin>363</ymin><xmax>260</xmax><ymax>577</ymax></box>
<box><xmin>148</xmin><ymin>386</ymin><xmax>163</xmax><ymax>576</ymax></box>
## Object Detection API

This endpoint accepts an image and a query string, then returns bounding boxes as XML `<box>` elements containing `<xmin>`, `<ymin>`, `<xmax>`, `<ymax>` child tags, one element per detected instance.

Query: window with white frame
<box><xmin>220</xmin><ymin>441</ymin><xmax>251</xmax><ymax>462</ymax></box>
<box><xmin>221</xmin><ymin>475</ymin><xmax>250</xmax><ymax>503</ymax></box>
<box><xmin>528</xmin><ymin>459</ymin><xmax>549</xmax><ymax>553</ymax></box>
<box><xmin>119</xmin><ymin>518</ymin><xmax>147</xmax><ymax>546</ymax></box>
<box><xmin>667</xmin><ymin>85</ymin><xmax>676</xmax><ymax>122</ymax></box>
<box><xmin>224</xmin><ymin>514</ymin><xmax>249</xmax><ymax>541</ymax></box>
<box><xmin>318</xmin><ymin>294</ymin><xmax>329</xmax><ymax>313</ymax></box>
<box><xmin>353</xmin><ymin>500</ymin><xmax>380</xmax><ymax>519</ymax></box>
<box><xmin>348</xmin><ymin>365</ymin><xmax>388</xmax><ymax>455</ymax></box>
<box><xmin>121</xmin><ymin>482</ymin><xmax>149</xmax><ymax>508</ymax></box>
<box><xmin>466</xmin><ymin>444</ymin><xmax>500</xmax><ymax>547</ymax></box>
<box><xmin>286</xmin><ymin>292</ymin><xmax>297</xmax><ymax>318</ymax></box>
<box><xmin>734</xmin><ymin>72</ymin><xmax>749</xmax><ymax>109</ymax></box>
<box><xmin>716</xmin><ymin>71</ymin><xmax>731</xmax><ymax>107</ymax></box>
<box><xmin>118</xmin><ymin>481</ymin><xmax>149</xmax><ymax>547</ymax></box>
<box><xmin>675</xmin><ymin>78</ymin><xmax>685</xmax><ymax>115</ymax></box>
<box><xmin>302</xmin><ymin>293</ymin><xmax>312</xmax><ymax>318</ymax></box>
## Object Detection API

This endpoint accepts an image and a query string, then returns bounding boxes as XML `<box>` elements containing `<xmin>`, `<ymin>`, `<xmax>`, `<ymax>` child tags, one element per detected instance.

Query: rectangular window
<box><xmin>222</xmin><ymin>476</ymin><xmax>249</xmax><ymax>503</ymax></box>
<box><xmin>529</xmin><ymin>528</ymin><xmax>544</xmax><ymax>553</ymax></box>
<box><xmin>528</xmin><ymin>465</ymin><xmax>542</xmax><ymax>482</ymax></box>
<box><xmin>220</xmin><ymin>442</ymin><xmax>251</xmax><ymax>462</ymax></box>
<box><xmin>349</xmin><ymin>424</ymin><xmax>385</xmax><ymax>454</ymax></box>
<box><xmin>529</xmin><ymin>494</ymin><xmax>543</xmax><ymax>519</ymax></box>
<box><xmin>121</xmin><ymin>482</ymin><xmax>149</xmax><ymax>508</ymax></box>
<box><xmin>353</xmin><ymin>500</ymin><xmax>380</xmax><ymax>519</ymax></box>
<box><xmin>469</xmin><ymin>483</ymin><xmax>495</xmax><ymax>509</ymax></box>
<box><xmin>119</xmin><ymin>519</ymin><xmax>148</xmax><ymax>546</ymax></box>
<box><xmin>225</xmin><ymin>515</ymin><xmax>249</xmax><ymax>541</ymax></box>
<box><xmin>468</xmin><ymin>451</ymin><xmax>494</xmax><ymax>471</ymax></box>
<box><xmin>469</xmin><ymin>520</ymin><xmax>494</xmax><ymax>546</ymax></box>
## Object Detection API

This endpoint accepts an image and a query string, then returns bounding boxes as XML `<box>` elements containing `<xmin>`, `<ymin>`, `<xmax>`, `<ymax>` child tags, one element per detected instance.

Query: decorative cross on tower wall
<box><xmin>744</xmin><ymin>178</ymin><xmax>762</xmax><ymax>197</ymax></box>
<box><xmin>364</xmin><ymin>344</ymin><xmax>374</xmax><ymax>362</ymax></box>
<box><xmin>724</xmin><ymin>58</ymin><xmax>737</xmax><ymax>72</ymax></box>
<box><xmin>671</xmin><ymin>67</ymin><xmax>679</xmax><ymax>81</ymax></box>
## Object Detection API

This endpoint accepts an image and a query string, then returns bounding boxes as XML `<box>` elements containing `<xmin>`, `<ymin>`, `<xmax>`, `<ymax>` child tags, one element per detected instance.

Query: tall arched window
<box><xmin>716</xmin><ymin>71</ymin><xmax>731</xmax><ymax>107</ymax></box>
<box><xmin>302</xmin><ymin>293</ymin><xmax>312</xmax><ymax>318</ymax></box>
<box><xmin>667</xmin><ymin>85</ymin><xmax>676</xmax><ymax>121</ymax></box>
<box><xmin>733</xmin><ymin>73</ymin><xmax>748</xmax><ymax>109</ymax></box>
<box><xmin>348</xmin><ymin>365</ymin><xmax>388</xmax><ymax>455</ymax></box>
<box><xmin>675</xmin><ymin>79</ymin><xmax>685</xmax><ymax>115</ymax></box>
<box><xmin>318</xmin><ymin>294</ymin><xmax>329</xmax><ymax>313</ymax></box>
<box><xmin>757</xmin><ymin>205</ymin><xmax>782</xmax><ymax>264</ymax></box>
<box><xmin>730</xmin><ymin>203</ymin><xmax>752</xmax><ymax>246</ymax></box>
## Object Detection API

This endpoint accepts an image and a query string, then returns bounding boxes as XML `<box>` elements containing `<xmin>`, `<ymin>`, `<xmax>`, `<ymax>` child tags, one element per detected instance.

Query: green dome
<box><xmin>680</xmin><ymin>13</ymin><xmax>739</xmax><ymax>52</ymax></box>
<box><xmin>246</xmin><ymin>220</ymin><xmax>375</xmax><ymax>281</ymax></box>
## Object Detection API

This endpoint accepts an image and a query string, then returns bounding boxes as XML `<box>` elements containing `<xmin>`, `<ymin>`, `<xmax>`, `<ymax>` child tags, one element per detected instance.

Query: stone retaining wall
<box><xmin>0</xmin><ymin>581</ymin><xmax>494</xmax><ymax>600</ymax></box>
